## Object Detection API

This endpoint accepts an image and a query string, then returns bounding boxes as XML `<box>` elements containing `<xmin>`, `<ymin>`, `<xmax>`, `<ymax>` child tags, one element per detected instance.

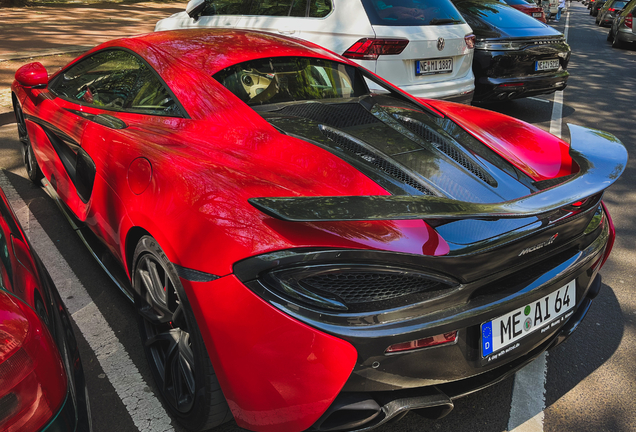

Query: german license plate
<box><xmin>481</xmin><ymin>280</ymin><xmax>575</xmax><ymax>357</ymax></box>
<box><xmin>416</xmin><ymin>58</ymin><xmax>453</xmax><ymax>75</ymax></box>
<box><xmin>532</xmin><ymin>12</ymin><xmax>543</xmax><ymax>17</ymax></box>
<box><xmin>535</xmin><ymin>59</ymin><xmax>560</xmax><ymax>71</ymax></box>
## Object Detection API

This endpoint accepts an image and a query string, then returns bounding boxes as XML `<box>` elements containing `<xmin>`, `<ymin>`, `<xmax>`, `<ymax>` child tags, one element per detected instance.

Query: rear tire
<box><xmin>133</xmin><ymin>236</ymin><xmax>232</xmax><ymax>431</ymax></box>
<box><xmin>612</xmin><ymin>33</ymin><xmax>625</xmax><ymax>48</ymax></box>
<box><xmin>13</xmin><ymin>97</ymin><xmax>43</xmax><ymax>184</ymax></box>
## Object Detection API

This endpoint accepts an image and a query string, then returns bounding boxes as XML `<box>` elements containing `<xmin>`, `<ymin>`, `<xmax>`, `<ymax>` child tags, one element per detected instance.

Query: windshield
<box><xmin>360</xmin><ymin>0</ymin><xmax>465</xmax><ymax>25</ymax></box>
<box><xmin>213</xmin><ymin>57</ymin><xmax>369</xmax><ymax>106</ymax></box>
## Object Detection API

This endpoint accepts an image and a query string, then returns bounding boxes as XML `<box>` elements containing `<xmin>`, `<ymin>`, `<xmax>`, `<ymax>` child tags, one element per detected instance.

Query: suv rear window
<box><xmin>201</xmin><ymin>0</ymin><xmax>333</xmax><ymax>18</ymax></box>
<box><xmin>360</xmin><ymin>0</ymin><xmax>465</xmax><ymax>26</ymax></box>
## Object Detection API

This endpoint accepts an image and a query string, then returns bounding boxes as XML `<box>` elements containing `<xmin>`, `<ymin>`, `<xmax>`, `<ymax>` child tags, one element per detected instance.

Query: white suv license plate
<box><xmin>416</xmin><ymin>58</ymin><xmax>453</xmax><ymax>75</ymax></box>
<box><xmin>532</xmin><ymin>12</ymin><xmax>543</xmax><ymax>17</ymax></box>
<box><xmin>535</xmin><ymin>59</ymin><xmax>560</xmax><ymax>71</ymax></box>
<box><xmin>481</xmin><ymin>280</ymin><xmax>576</xmax><ymax>357</ymax></box>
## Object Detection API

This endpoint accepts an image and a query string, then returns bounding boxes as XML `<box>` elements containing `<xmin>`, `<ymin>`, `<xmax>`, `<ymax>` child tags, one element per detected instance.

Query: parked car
<box><xmin>608</xmin><ymin>0</ymin><xmax>636</xmax><ymax>47</ymax></box>
<box><xmin>597</xmin><ymin>0</ymin><xmax>628</xmax><ymax>25</ymax></box>
<box><xmin>12</xmin><ymin>29</ymin><xmax>625</xmax><ymax>432</ymax></box>
<box><xmin>0</xmin><ymin>187</ymin><xmax>91</xmax><ymax>432</ymax></box>
<box><xmin>155</xmin><ymin>0</ymin><xmax>476</xmax><ymax>104</ymax></box>
<box><xmin>590</xmin><ymin>0</ymin><xmax>607</xmax><ymax>15</ymax></box>
<box><xmin>452</xmin><ymin>0</ymin><xmax>571</xmax><ymax>102</ymax></box>
<box><xmin>504</xmin><ymin>0</ymin><xmax>548</xmax><ymax>22</ymax></box>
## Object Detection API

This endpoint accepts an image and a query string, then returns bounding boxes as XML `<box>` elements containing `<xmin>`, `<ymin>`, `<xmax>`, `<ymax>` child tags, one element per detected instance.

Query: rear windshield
<box><xmin>608</xmin><ymin>0</ymin><xmax>628</xmax><ymax>8</ymax></box>
<box><xmin>504</xmin><ymin>0</ymin><xmax>536</xmax><ymax>6</ymax></box>
<box><xmin>200</xmin><ymin>0</ymin><xmax>332</xmax><ymax>18</ymax></box>
<box><xmin>453</xmin><ymin>0</ymin><xmax>547</xmax><ymax>28</ymax></box>
<box><xmin>213</xmin><ymin>57</ymin><xmax>369</xmax><ymax>106</ymax></box>
<box><xmin>360</xmin><ymin>0</ymin><xmax>466</xmax><ymax>26</ymax></box>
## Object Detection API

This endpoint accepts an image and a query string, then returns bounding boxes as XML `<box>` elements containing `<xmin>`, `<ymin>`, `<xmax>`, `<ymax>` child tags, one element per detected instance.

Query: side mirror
<box><xmin>186</xmin><ymin>0</ymin><xmax>206</xmax><ymax>19</ymax></box>
<box><xmin>15</xmin><ymin>62</ymin><xmax>48</xmax><ymax>88</ymax></box>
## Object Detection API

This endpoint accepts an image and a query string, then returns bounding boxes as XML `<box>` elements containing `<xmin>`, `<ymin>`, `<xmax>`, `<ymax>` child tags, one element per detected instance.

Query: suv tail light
<box><xmin>0</xmin><ymin>292</ymin><xmax>67</xmax><ymax>432</ymax></box>
<box><xmin>465</xmin><ymin>34</ymin><xmax>476</xmax><ymax>49</ymax></box>
<box><xmin>626</xmin><ymin>13</ymin><xmax>633</xmax><ymax>28</ymax></box>
<box><xmin>343</xmin><ymin>38</ymin><xmax>409</xmax><ymax>60</ymax></box>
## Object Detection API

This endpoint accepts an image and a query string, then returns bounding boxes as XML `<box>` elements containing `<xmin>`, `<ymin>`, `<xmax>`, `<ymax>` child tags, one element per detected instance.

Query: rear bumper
<box><xmin>474</xmin><ymin>70</ymin><xmax>569</xmax><ymax>102</ymax></box>
<box><xmin>398</xmin><ymin>73</ymin><xmax>475</xmax><ymax>105</ymax></box>
<box><xmin>311</xmin><ymin>273</ymin><xmax>601</xmax><ymax>431</ymax></box>
<box><xmin>617</xmin><ymin>28</ymin><xmax>636</xmax><ymax>43</ymax></box>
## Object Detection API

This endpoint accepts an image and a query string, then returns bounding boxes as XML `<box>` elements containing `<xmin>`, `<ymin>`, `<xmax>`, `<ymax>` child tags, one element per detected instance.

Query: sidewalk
<box><xmin>0</xmin><ymin>0</ymin><xmax>186</xmax><ymax>117</ymax></box>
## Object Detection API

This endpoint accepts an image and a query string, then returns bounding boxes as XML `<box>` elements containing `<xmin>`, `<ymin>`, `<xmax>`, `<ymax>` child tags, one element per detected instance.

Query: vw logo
<box><xmin>437</xmin><ymin>37</ymin><xmax>445</xmax><ymax>51</ymax></box>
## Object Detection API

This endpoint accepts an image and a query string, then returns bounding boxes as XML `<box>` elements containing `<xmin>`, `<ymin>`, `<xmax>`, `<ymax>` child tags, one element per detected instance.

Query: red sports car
<box><xmin>0</xmin><ymin>188</ymin><xmax>91</xmax><ymax>432</ymax></box>
<box><xmin>11</xmin><ymin>29</ymin><xmax>626</xmax><ymax>432</ymax></box>
<box><xmin>503</xmin><ymin>0</ymin><xmax>548</xmax><ymax>22</ymax></box>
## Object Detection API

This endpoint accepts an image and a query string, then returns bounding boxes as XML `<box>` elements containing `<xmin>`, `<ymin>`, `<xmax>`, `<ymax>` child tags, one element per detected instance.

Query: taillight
<box><xmin>0</xmin><ymin>292</ymin><xmax>67</xmax><ymax>432</ymax></box>
<box><xmin>343</xmin><ymin>38</ymin><xmax>409</xmax><ymax>60</ymax></box>
<box><xmin>386</xmin><ymin>331</ymin><xmax>458</xmax><ymax>354</ymax></box>
<box><xmin>626</xmin><ymin>13</ymin><xmax>633</xmax><ymax>28</ymax></box>
<box><xmin>465</xmin><ymin>34</ymin><xmax>476</xmax><ymax>49</ymax></box>
<box><xmin>609</xmin><ymin>8</ymin><xmax>616</xmax><ymax>11</ymax></box>
<box><xmin>598</xmin><ymin>201</ymin><xmax>615</xmax><ymax>269</ymax></box>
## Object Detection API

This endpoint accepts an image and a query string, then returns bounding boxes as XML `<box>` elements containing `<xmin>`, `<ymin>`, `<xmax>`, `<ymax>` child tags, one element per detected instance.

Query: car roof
<box><xmin>99</xmin><ymin>29</ymin><xmax>350</xmax><ymax>76</ymax></box>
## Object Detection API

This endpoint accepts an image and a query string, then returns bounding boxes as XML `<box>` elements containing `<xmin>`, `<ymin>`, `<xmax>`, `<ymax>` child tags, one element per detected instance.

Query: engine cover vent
<box><xmin>320</xmin><ymin>126</ymin><xmax>434</xmax><ymax>195</ymax></box>
<box><xmin>394</xmin><ymin>115</ymin><xmax>497</xmax><ymax>187</ymax></box>
<box><xmin>277</xmin><ymin>102</ymin><xmax>381</xmax><ymax>128</ymax></box>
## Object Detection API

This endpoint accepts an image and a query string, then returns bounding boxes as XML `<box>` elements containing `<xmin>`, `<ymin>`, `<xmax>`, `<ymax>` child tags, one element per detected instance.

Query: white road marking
<box><xmin>0</xmin><ymin>170</ymin><xmax>174</xmax><ymax>432</ymax></box>
<box><xmin>527</xmin><ymin>97</ymin><xmax>551</xmax><ymax>103</ymax></box>
<box><xmin>508</xmin><ymin>9</ymin><xmax>571</xmax><ymax>432</ymax></box>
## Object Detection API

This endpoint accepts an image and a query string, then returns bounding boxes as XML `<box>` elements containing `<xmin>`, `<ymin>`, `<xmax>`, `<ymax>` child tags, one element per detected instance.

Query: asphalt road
<box><xmin>0</xmin><ymin>3</ymin><xmax>634</xmax><ymax>432</ymax></box>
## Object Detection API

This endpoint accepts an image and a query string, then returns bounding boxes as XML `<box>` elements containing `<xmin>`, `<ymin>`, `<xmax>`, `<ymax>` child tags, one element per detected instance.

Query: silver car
<box><xmin>608</xmin><ymin>0</ymin><xmax>636</xmax><ymax>47</ymax></box>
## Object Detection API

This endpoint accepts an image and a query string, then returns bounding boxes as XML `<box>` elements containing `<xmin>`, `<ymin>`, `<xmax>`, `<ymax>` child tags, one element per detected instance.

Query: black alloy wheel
<box><xmin>13</xmin><ymin>97</ymin><xmax>43</xmax><ymax>183</ymax></box>
<box><xmin>133</xmin><ymin>236</ymin><xmax>231</xmax><ymax>431</ymax></box>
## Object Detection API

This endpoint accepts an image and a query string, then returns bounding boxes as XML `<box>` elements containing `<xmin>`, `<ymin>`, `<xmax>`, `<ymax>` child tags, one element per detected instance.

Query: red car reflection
<box><xmin>504</xmin><ymin>0</ymin><xmax>548</xmax><ymax>22</ymax></box>
<box><xmin>11</xmin><ymin>29</ymin><xmax>625</xmax><ymax>432</ymax></box>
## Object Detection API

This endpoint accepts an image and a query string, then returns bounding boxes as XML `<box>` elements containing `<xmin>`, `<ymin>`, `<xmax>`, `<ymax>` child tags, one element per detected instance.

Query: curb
<box><xmin>0</xmin><ymin>45</ymin><xmax>94</xmax><ymax>62</ymax></box>
<box><xmin>0</xmin><ymin>112</ymin><xmax>15</xmax><ymax>126</ymax></box>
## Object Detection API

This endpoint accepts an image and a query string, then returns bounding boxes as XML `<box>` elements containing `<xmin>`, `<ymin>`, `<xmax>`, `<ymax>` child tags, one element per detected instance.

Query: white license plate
<box><xmin>481</xmin><ymin>281</ymin><xmax>575</xmax><ymax>357</ymax></box>
<box><xmin>533</xmin><ymin>12</ymin><xmax>543</xmax><ymax>17</ymax></box>
<box><xmin>535</xmin><ymin>59</ymin><xmax>560</xmax><ymax>71</ymax></box>
<box><xmin>416</xmin><ymin>58</ymin><xmax>453</xmax><ymax>75</ymax></box>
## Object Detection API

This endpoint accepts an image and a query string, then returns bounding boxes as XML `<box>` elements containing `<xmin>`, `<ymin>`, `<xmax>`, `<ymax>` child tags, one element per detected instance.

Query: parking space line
<box><xmin>0</xmin><ymin>170</ymin><xmax>174</xmax><ymax>432</ymax></box>
<box><xmin>508</xmin><ymin>9</ymin><xmax>570</xmax><ymax>432</ymax></box>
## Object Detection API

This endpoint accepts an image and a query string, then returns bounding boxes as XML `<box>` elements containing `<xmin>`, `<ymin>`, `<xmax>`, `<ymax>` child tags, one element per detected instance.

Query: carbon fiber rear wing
<box><xmin>248</xmin><ymin>125</ymin><xmax>627</xmax><ymax>222</ymax></box>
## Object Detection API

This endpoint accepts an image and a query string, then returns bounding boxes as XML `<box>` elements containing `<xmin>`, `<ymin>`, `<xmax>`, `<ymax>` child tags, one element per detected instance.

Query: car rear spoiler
<box><xmin>248</xmin><ymin>125</ymin><xmax>627</xmax><ymax>222</ymax></box>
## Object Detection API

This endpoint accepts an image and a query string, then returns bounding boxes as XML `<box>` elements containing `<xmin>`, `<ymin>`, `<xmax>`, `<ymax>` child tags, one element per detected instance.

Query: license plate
<box><xmin>481</xmin><ymin>281</ymin><xmax>575</xmax><ymax>357</ymax></box>
<box><xmin>416</xmin><ymin>58</ymin><xmax>453</xmax><ymax>75</ymax></box>
<box><xmin>535</xmin><ymin>59</ymin><xmax>560</xmax><ymax>71</ymax></box>
<box><xmin>532</xmin><ymin>12</ymin><xmax>543</xmax><ymax>17</ymax></box>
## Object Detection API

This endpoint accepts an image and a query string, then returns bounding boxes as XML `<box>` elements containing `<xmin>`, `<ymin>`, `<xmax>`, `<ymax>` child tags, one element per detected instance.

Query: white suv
<box><xmin>155</xmin><ymin>0</ymin><xmax>476</xmax><ymax>104</ymax></box>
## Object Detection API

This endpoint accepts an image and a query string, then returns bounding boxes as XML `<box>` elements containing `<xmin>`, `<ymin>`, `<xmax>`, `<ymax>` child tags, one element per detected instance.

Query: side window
<box><xmin>309</xmin><ymin>0</ymin><xmax>332</xmax><ymax>17</ymax></box>
<box><xmin>50</xmin><ymin>50</ymin><xmax>180</xmax><ymax>116</ymax></box>
<box><xmin>252</xmin><ymin>0</ymin><xmax>308</xmax><ymax>16</ymax></box>
<box><xmin>201</xmin><ymin>0</ymin><xmax>252</xmax><ymax>15</ymax></box>
<box><xmin>0</xmin><ymin>227</ymin><xmax>13</xmax><ymax>291</ymax></box>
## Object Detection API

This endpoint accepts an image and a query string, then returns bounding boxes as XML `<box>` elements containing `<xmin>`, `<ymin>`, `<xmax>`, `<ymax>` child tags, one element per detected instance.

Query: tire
<box><xmin>13</xmin><ymin>97</ymin><xmax>43</xmax><ymax>184</ymax></box>
<box><xmin>133</xmin><ymin>236</ymin><xmax>232</xmax><ymax>431</ymax></box>
<box><xmin>608</xmin><ymin>29</ymin><xmax>615</xmax><ymax>41</ymax></box>
<box><xmin>612</xmin><ymin>33</ymin><xmax>625</xmax><ymax>48</ymax></box>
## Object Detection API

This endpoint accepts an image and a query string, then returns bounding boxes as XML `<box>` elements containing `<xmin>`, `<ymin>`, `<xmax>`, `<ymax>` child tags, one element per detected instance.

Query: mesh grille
<box><xmin>533</xmin><ymin>173</ymin><xmax>576</xmax><ymax>190</ymax></box>
<box><xmin>300</xmin><ymin>272</ymin><xmax>447</xmax><ymax>304</ymax></box>
<box><xmin>395</xmin><ymin>116</ymin><xmax>497</xmax><ymax>187</ymax></box>
<box><xmin>321</xmin><ymin>127</ymin><xmax>433</xmax><ymax>195</ymax></box>
<box><xmin>277</xmin><ymin>103</ymin><xmax>380</xmax><ymax>128</ymax></box>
